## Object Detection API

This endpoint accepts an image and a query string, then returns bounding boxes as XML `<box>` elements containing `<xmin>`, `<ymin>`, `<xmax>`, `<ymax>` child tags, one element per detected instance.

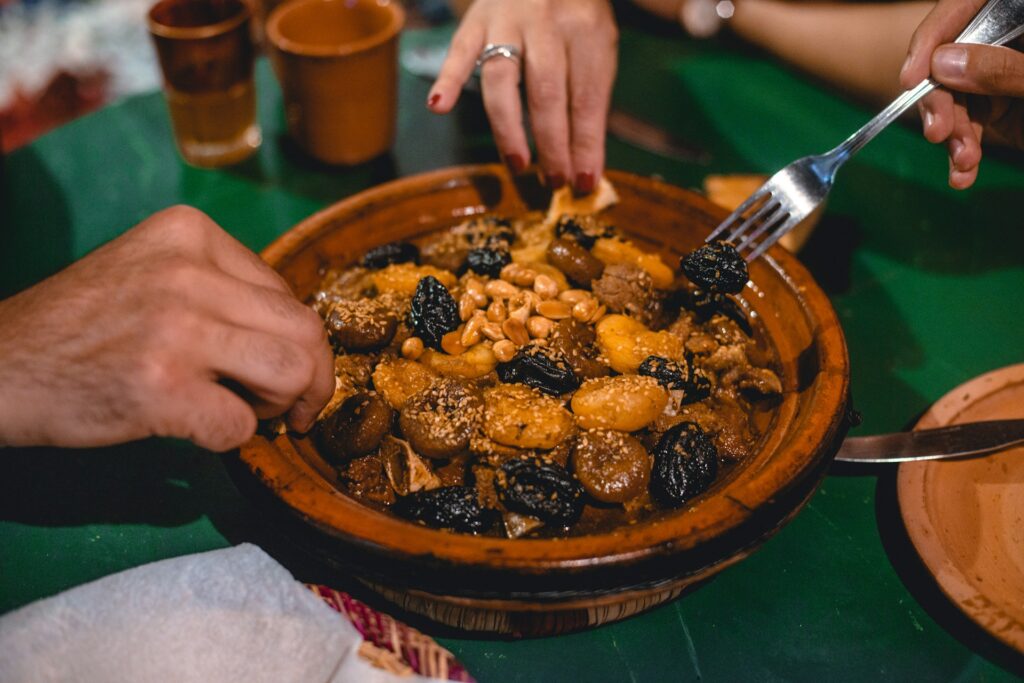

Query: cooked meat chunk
<box><xmin>340</xmin><ymin>454</ymin><xmax>396</xmax><ymax>507</ymax></box>
<box><xmin>591</xmin><ymin>263</ymin><xmax>663</xmax><ymax>327</ymax></box>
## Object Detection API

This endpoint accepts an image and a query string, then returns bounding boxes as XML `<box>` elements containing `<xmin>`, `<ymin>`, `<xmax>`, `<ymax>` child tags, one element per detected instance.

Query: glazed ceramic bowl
<box><xmin>232</xmin><ymin>165</ymin><xmax>850</xmax><ymax>636</ymax></box>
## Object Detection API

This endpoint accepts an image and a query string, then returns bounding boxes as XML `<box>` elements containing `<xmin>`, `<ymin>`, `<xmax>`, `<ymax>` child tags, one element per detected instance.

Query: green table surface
<box><xmin>3</xmin><ymin>16</ymin><xmax>1024</xmax><ymax>682</ymax></box>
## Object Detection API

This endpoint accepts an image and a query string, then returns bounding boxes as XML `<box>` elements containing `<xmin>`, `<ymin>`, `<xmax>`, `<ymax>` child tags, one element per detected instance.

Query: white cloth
<box><xmin>0</xmin><ymin>544</ymin><xmax>439</xmax><ymax>683</ymax></box>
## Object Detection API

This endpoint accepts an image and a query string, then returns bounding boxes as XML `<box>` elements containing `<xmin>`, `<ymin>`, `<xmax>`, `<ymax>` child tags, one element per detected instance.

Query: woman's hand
<box><xmin>901</xmin><ymin>0</ymin><xmax>1024</xmax><ymax>189</ymax></box>
<box><xmin>428</xmin><ymin>0</ymin><xmax>618</xmax><ymax>194</ymax></box>
<box><xmin>0</xmin><ymin>206</ymin><xmax>335</xmax><ymax>451</ymax></box>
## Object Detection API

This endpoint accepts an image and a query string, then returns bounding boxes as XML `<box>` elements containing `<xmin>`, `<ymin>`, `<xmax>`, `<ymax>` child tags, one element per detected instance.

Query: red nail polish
<box><xmin>428</xmin><ymin>93</ymin><xmax>441</xmax><ymax>108</ymax></box>
<box><xmin>574</xmin><ymin>172</ymin><xmax>595</xmax><ymax>195</ymax></box>
<box><xmin>547</xmin><ymin>173</ymin><xmax>566</xmax><ymax>190</ymax></box>
<box><xmin>505</xmin><ymin>154</ymin><xmax>526</xmax><ymax>174</ymax></box>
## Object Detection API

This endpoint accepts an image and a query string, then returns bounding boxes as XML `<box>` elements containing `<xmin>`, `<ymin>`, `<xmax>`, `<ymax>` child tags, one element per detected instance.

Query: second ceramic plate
<box><xmin>898</xmin><ymin>364</ymin><xmax>1024</xmax><ymax>653</ymax></box>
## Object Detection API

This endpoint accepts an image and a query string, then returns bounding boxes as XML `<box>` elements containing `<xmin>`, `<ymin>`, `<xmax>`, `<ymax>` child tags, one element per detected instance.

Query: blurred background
<box><xmin>0</xmin><ymin>0</ymin><xmax>450</xmax><ymax>152</ymax></box>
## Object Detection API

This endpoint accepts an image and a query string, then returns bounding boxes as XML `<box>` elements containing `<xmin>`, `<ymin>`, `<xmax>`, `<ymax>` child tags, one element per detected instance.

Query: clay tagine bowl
<box><xmin>231</xmin><ymin>165</ymin><xmax>850</xmax><ymax>637</ymax></box>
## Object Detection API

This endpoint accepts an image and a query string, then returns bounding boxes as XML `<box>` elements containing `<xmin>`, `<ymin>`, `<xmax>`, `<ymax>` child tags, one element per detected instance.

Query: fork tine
<box><xmin>725</xmin><ymin>197</ymin><xmax>782</xmax><ymax>246</ymax></box>
<box><xmin>705</xmin><ymin>188</ymin><xmax>770</xmax><ymax>243</ymax></box>
<box><xmin>745</xmin><ymin>218</ymin><xmax>795</xmax><ymax>262</ymax></box>
<box><xmin>735</xmin><ymin>204</ymin><xmax>788</xmax><ymax>251</ymax></box>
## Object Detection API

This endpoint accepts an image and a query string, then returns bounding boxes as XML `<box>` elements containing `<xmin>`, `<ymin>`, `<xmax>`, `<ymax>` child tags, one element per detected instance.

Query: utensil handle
<box><xmin>829</xmin><ymin>0</ymin><xmax>1024</xmax><ymax>162</ymax></box>
<box><xmin>956</xmin><ymin>0</ymin><xmax>1024</xmax><ymax>45</ymax></box>
<box><xmin>830</xmin><ymin>78</ymin><xmax>936</xmax><ymax>162</ymax></box>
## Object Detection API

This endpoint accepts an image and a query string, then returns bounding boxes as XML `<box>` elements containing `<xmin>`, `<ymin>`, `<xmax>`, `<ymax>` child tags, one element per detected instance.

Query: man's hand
<box><xmin>901</xmin><ymin>0</ymin><xmax>1024</xmax><ymax>189</ymax></box>
<box><xmin>428</xmin><ymin>0</ymin><xmax>618</xmax><ymax>195</ymax></box>
<box><xmin>0</xmin><ymin>206</ymin><xmax>334</xmax><ymax>451</ymax></box>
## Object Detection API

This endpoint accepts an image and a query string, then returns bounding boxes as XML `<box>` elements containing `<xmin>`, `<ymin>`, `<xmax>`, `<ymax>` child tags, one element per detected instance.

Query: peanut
<box><xmin>502</xmin><ymin>317</ymin><xmax>530</xmax><ymax>346</ymax></box>
<box><xmin>481</xmin><ymin>321</ymin><xmax>505</xmax><ymax>341</ymax></box>
<box><xmin>400</xmin><ymin>336</ymin><xmax>424</xmax><ymax>360</ymax></box>
<box><xmin>492</xmin><ymin>339</ymin><xmax>517</xmax><ymax>362</ymax></box>
<box><xmin>533</xmin><ymin>274</ymin><xmax>559</xmax><ymax>299</ymax></box>
<box><xmin>486</xmin><ymin>300</ymin><xmax>507</xmax><ymax>323</ymax></box>
<box><xmin>484</xmin><ymin>279</ymin><xmax>518</xmax><ymax>299</ymax></box>
<box><xmin>537</xmin><ymin>300</ymin><xmax>572</xmax><ymax>320</ymax></box>
<box><xmin>461</xmin><ymin>312</ymin><xmax>485</xmax><ymax>347</ymax></box>
<box><xmin>571</xmin><ymin>297</ymin><xmax>598</xmax><ymax>322</ymax></box>
<box><xmin>441</xmin><ymin>330</ymin><xmax>466</xmax><ymax>356</ymax></box>
<box><xmin>558</xmin><ymin>289</ymin><xmax>591</xmax><ymax>305</ymax></box>
<box><xmin>527</xmin><ymin>316</ymin><xmax>553</xmax><ymax>339</ymax></box>
<box><xmin>458</xmin><ymin>293</ymin><xmax>478</xmax><ymax>321</ymax></box>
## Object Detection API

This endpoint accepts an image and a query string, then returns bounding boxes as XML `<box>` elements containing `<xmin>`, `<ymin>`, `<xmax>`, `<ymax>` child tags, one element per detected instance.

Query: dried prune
<box><xmin>639</xmin><ymin>355</ymin><xmax>688</xmax><ymax>390</ymax></box>
<box><xmin>496</xmin><ymin>342</ymin><xmax>580</xmax><ymax>396</ymax></box>
<box><xmin>408</xmin><ymin>275</ymin><xmax>459</xmax><ymax>350</ymax></box>
<box><xmin>465</xmin><ymin>247</ymin><xmax>511</xmax><ymax>278</ymax></box>
<box><xmin>681</xmin><ymin>241</ymin><xmax>748</xmax><ymax>294</ymax></box>
<box><xmin>650</xmin><ymin>422</ymin><xmax>718</xmax><ymax>506</ymax></box>
<box><xmin>363</xmin><ymin>241</ymin><xmax>419</xmax><ymax>269</ymax></box>
<box><xmin>393</xmin><ymin>486</ymin><xmax>497</xmax><ymax>533</ymax></box>
<box><xmin>318</xmin><ymin>393</ymin><xmax>394</xmax><ymax>463</ymax></box>
<box><xmin>496</xmin><ymin>457</ymin><xmax>584</xmax><ymax>527</ymax></box>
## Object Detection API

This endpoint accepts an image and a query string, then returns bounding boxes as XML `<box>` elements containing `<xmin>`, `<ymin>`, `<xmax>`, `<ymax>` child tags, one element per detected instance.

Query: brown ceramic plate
<box><xmin>898</xmin><ymin>364</ymin><xmax>1024</xmax><ymax>653</ymax></box>
<box><xmin>232</xmin><ymin>165</ymin><xmax>850</xmax><ymax>635</ymax></box>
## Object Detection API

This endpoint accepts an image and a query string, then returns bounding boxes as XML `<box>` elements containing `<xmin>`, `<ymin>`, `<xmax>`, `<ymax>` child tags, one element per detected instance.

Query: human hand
<box><xmin>901</xmin><ymin>0</ymin><xmax>1024</xmax><ymax>189</ymax></box>
<box><xmin>428</xmin><ymin>0</ymin><xmax>618</xmax><ymax>194</ymax></box>
<box><xmin>0</xmin><ymin>206</ymin><xmax>334</xmax><ymax>451</ymax></box>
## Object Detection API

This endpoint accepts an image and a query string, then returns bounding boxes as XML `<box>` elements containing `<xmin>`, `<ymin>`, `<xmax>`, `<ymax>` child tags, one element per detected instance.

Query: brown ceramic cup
<box><xmin>265</xmin><ymin>0</ymin><xmax>405</xmax><ymax>166</ymax></box>
<box><xmin>147</xmin><ymin>0</ymin><xmax>262</xmax><ymax>167</ymax></box>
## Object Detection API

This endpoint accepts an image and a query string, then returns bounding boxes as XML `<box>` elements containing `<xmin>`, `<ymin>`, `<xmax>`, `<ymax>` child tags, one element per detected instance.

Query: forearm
<box><xmin>731</xmin><ymin>1</ymin><xmax>934</xmax><ymax>102</ymax></box>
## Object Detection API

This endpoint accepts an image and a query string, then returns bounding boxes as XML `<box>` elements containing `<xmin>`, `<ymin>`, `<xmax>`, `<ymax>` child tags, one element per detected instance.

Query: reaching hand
<box><xmin>428</xmin><ymin>0</ymin><xmax>618</xmax><ymax>194</ymax></box>
<box><xmin>0</xmin><ymin>206</ymin><xmax>334</xmax><ymax>451</ymax></box>
<box><xmin>901</xmin><ymin>0</ymin><xmax>1024</xmax><ymax>189</ymax></box>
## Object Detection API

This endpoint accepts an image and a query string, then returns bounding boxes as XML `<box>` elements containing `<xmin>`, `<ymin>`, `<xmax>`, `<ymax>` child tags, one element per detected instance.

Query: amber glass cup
<box><xmin>148</xmin><ymin>0</ymin><xmax>261</xmax><ymax>167</ymax></box>
<box><xmin>266</xmin><ymin>0</ymin><xmax>405</xmax><ymax>165</ymax></box>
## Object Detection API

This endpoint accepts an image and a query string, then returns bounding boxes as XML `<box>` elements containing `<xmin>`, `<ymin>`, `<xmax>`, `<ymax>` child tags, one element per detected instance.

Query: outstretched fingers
<box><xmin>428</xmin><ymin>18</ymin><xmax>486</xmax><ymax>114</ymax></box>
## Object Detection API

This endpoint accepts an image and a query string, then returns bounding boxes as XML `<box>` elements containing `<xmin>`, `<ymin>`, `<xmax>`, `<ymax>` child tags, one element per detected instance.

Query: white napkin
<box><xmin>0</xmin><ymin>544</ymin><xmax>443</xmax><ymax>683</ymax></box>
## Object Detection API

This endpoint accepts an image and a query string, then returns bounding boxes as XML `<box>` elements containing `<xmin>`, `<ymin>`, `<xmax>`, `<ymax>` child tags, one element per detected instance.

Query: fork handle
<box><xmin>829</xmin><ymin>0</ymin><xmax>1024</xmax><ymax>162</ymax></box>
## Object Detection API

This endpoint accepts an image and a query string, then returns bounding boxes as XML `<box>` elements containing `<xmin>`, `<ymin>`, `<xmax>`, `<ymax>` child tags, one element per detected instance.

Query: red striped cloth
<box><xmin>307</xmin><ymin>584</ymin><xmax>475</xmax><ymax>682</ymax></box>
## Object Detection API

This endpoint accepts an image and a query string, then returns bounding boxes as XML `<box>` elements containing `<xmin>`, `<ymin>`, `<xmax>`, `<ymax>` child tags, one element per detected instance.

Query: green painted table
<box><xmin>3</xmin><ymin>19</ymin><xmax>1024</xmax><ymax>682</ymax></box>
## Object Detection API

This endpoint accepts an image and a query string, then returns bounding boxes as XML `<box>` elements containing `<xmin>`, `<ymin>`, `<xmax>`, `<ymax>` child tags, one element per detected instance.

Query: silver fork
<box><xmin>707</xmin><ymin>0</ymin><xmax>1024</xmax><ymax>262</ymax></box>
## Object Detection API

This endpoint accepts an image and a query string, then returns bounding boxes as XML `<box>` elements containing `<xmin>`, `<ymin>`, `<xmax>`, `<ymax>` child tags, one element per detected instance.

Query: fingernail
<box><xmin>505</xmin><ymin>153</ymin><xmax>526</xmax><ymax>174</ymax></box>
<box><xmin>574</xmin><ymin>172</ymin><xmax>595</xmax><ymax>195</ymax></box>
<box><xmin>427</xmin><ymin>93</ymin><xmax>441</xmax><ymax>108</ymax></box>
<box><xmin>924</xmin><ymin>109</ymin><xmax>935</xmax><ymax>131</ymax></box>
<box><xmin>933</xmin><ymin>46</ymin><xmax>967</xmax><ymax>78</ymax></box>
<box><xmin>900</xmin><ymin>53</ymin><xmax>912</xmax><ymax>79</ymax></box>
<box><xmin>546</xmin><ymin>173</ymin><xmax>566</xmax><ymax>190</ymax></box>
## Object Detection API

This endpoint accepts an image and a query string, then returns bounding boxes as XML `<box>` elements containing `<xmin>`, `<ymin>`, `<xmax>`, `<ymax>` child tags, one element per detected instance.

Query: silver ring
<box><xmin>475</xmin><ymin>43</ymin><xmax>522</xmax><ymax>69</ymax></box>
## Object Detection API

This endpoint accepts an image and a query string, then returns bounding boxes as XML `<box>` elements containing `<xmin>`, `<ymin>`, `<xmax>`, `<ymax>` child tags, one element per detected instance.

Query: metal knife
<box><xmin>606</xmin><ymin>110</ymin><xmax>713</xmax><ymax>165</ymax></box>
<box><xmin>834</xmin><ymin>419</ymin><xmax>1024</xmax><ymax>464</ymax></box>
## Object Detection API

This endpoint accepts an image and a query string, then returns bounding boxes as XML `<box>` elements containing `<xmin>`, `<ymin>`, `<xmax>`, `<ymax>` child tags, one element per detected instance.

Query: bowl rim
<box><xmin>250</xmin><ymin>164</ymin><xmax>850</xmax><ymax>572</ymax></box>
<box><xmin>265</xmin><ymin>0</ymin><xmax>405</xmax><ymax>59</ymax></box>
